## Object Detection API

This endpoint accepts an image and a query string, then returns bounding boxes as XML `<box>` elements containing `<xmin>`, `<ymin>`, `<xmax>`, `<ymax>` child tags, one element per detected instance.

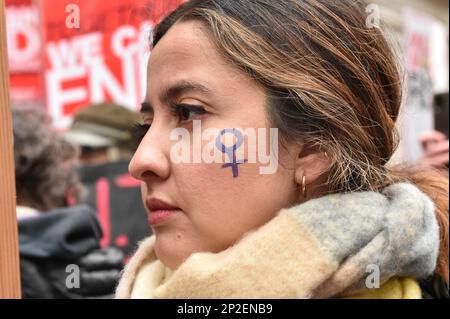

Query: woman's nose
<box><xmin>129</xmin><ymin>126</ymin><xmax>171</xmax><ymax>181</ymax></box>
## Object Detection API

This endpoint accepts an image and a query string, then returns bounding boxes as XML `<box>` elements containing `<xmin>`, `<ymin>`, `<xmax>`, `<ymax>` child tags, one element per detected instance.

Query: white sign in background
<box><xmin>399</xmin><ymin>7</ymin><xmax>449</xmax><ymax>163</ymax></box>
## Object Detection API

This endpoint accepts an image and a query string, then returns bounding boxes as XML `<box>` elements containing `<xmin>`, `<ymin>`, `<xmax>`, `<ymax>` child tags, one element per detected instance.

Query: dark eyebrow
<box><xmin>141</xmin><ymin>81</ymin><xmax>212</xmax><ymax>114</ymax></box>
<box><xmin>160</xmin><ymin>80</ymin><xmax>212</xmax><ymax>104</ymax></box>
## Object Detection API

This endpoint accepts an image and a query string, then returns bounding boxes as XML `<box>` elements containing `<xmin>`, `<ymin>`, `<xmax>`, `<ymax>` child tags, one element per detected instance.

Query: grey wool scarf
<box><xmin>116</xmin><ymin>183</ymin><xmax>440</xmax><ymax>298</ymax></box>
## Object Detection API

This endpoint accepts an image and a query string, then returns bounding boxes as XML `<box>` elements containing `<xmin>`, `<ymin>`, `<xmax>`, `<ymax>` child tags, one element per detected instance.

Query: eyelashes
<box><xmin>132</xmin><ymin>123</ymin><xmax>151</xmax><ymax>143</ymax></box>
<box><xmin>171</xmin><ymin>103</ymin><xmax>207</xmax><ymax>122</ymax></box>
<box><xmin>133</xmin><ymin>104</ymin><xmax>208</xmax><ymax>143</ymax></box>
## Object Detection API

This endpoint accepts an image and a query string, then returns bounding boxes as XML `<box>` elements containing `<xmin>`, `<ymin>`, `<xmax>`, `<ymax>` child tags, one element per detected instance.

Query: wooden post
<box><xmin>0</xmin><ymin>0</ymin><xmax>21</xmax><ymax>299</ymax></box>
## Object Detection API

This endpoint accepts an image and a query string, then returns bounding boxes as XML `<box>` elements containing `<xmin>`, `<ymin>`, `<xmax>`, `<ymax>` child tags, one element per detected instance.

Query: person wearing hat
<box><xmin>65</xmin><ymin>102</ymin><xmax>142</xmax><ymax>165</ymax></box>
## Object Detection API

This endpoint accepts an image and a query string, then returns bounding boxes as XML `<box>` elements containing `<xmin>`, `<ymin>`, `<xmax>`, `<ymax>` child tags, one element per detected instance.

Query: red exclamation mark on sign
<box><xmin>96</xmin><ymin>177</ymin><xmax>111</xmax><ymax>248</ymax></box>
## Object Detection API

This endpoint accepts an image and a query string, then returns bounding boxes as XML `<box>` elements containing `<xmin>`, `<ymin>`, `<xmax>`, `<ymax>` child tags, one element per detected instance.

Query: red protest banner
<box><xmin>6</xmin><ymin>0</ymin><xmax>44</xmax><ymax>103</ymax></box>
<box><xmin>39</xmin><ymin>0</ymin><xmax>183</xmax><ymax>129</ymax></box>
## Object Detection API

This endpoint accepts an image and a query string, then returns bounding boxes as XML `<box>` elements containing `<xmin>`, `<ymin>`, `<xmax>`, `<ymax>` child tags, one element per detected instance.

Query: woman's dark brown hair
<box><xmin>151</xmin><ymin>0</ymin><xmax>449</xmax><ymax>284</ymax></box>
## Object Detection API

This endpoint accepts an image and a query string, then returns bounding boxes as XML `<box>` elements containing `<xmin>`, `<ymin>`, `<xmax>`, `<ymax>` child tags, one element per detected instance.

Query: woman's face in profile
<box><xmin>129</xmin><ymin>20</ymin><xmax>300</xmax><ymax>269</ymax></box>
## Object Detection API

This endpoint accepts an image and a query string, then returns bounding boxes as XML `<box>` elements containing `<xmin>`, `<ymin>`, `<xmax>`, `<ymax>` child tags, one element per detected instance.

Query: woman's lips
<box><xmin>147</xmin><ymin>209</ymin><xmax>177</xmax><ymax>225</ymax></box>
<box><xmin>145</xmin><ymin>198</ymin><xmax>179</xmax><ymax>226</ymax></box>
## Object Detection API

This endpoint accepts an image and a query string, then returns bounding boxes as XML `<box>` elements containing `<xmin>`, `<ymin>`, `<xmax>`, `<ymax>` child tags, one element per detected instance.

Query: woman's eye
<box><xmin>172</xmin><ymin>104</ymin><xmax>207</xmax><ymax>122</ymax></box>
<box><xmin>132</xmin><ymin>123</ymin><xmax>151</xmax><ymax>142</ymax></box>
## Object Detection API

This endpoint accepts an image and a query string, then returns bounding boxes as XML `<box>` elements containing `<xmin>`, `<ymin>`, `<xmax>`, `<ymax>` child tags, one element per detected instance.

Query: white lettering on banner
<box><xmin>89</xmin><ymin>57</ymin><xmax>136</xmax><ymax>107</ymax></box>
<box><xmin>45</xmin><ymin>24</ymin><xmax>152</xmax><ymax>129</ymax></box>
<box><xmin>46</xmin><ymin>65</ymin><xmax>88</xmax><ymax>128</ymax></box>
<box><xmin>46</xmin><ymin>32</ymin><xmax>103</xmax><ymax>68</ymax></box>
<box><xmin>6</xmin><ymin>5</ymin><xmax>41</xmax><ymax>72</ymax></box>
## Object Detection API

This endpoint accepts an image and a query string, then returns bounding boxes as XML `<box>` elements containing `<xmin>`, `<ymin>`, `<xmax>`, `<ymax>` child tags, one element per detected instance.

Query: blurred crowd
<box><xmin>13</xmin><ymin>103</ymin><xmax>150</xmax><ymax>298</ymax></box>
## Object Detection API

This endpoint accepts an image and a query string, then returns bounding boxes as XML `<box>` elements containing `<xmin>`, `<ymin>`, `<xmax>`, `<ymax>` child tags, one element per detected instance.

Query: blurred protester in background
<box><xmin>65</xmin><ymin>103</ymin><xmax>151</xmax><ymax>260</ymax></box>
<box><xmin>13</xmin><ymin>107</ymin><xmax>123</xmax><ymax>299</ymax></box>
<box><xmin>65</xmin><ymin>102</ymin><xmax>141</xmax><ymax>165</ymax></box>
<box><xmin>411</xmin><ymin>130</ymin><xmax>449</xmax><ymax>298</ymax></box>
<box><xmin>418</xmin><ymin>130</ymin><xmax>449</xmax><ymax>169</ymax></box>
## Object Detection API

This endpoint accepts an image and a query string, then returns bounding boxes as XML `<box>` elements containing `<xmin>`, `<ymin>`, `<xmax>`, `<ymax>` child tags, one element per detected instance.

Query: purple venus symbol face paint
<box><xmin>215</xmin><ymin>128</ymin><xmax>247</xmax><ymax>178</ymax></box>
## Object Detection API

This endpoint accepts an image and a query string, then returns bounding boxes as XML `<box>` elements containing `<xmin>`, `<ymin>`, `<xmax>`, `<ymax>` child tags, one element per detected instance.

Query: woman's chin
<box><xmin>153</xmin><ymin>232</ymin><xmax>193</xmax><ymax>270</ymax></box>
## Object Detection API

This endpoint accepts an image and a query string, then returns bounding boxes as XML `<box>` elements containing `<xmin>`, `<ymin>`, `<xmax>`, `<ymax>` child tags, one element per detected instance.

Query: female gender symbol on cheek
<box><xmin>215</xmin><ymin>128</ymin><xmax>247</xmax><ymax>178</ymax></box>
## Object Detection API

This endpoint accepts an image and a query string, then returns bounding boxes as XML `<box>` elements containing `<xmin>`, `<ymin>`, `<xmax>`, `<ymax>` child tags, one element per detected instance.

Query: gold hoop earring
<box><xmin>301</xmin><ymin>175</ymin><xmax>307</xmax><ymax>198</ymax></box>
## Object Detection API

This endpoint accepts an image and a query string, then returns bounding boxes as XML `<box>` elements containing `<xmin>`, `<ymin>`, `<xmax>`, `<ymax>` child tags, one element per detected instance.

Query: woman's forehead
<box><xmin>148</xmin><ymin>20</ymin><xmax>214</xmax><ymax>73</ymax></box>
<box><xmin>145</xmin><ymin>20</ymin><xmax>264</xmax><ymax>106</ymax></box>
<box><xmin>146</xmin><ymin>22</ymin><xmax>221</xmax><ymax>92</ymax></box>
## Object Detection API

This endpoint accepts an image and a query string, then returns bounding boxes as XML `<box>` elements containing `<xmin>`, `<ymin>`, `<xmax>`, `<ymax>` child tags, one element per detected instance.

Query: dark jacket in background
<box><xmin>19</xmin><ymin>205</ymin><xmax>123</xmax><ymax>299</ymax></box>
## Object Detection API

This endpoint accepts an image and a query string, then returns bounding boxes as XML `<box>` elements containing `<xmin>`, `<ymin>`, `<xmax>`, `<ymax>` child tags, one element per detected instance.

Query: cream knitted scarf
<box><xmin>116</xmin><ymin>183</ymin><xmax>439</xmax><ymax>298</ymax></box>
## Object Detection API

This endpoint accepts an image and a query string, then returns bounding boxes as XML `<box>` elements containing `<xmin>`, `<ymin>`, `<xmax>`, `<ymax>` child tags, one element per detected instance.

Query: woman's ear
<box><xmin>294</xmin><ymin>144</ymin><xmax>331</xmax><ymax>198</ymax></box>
